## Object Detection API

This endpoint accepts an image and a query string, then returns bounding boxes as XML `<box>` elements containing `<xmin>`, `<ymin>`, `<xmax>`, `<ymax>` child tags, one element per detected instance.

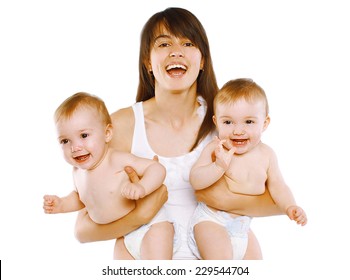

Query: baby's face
<box><xmin>214</xmin><ymin>99</ymin><xmax>269</xmax><ymax>155</ymax></box>
<box><xmin>55</xmin><ymin>108</ymin><xmax>110</xmax><ymax>170</ymax></box>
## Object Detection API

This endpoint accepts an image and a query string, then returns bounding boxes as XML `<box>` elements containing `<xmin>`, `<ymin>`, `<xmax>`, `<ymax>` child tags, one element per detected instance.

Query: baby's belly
<box><xmin>224</xmin><ymin>175</ymin><xmax>265</xmax><ymax>195</ymax></box>
<box><xmin>82</xmin><ymin>171</ymin><xmax>135</xmax><ymax>224</ymax></box>
<box><xmin>87</xmin><ymin>198</ymin><xmax>135</xmax><ymax>224</ymax></box>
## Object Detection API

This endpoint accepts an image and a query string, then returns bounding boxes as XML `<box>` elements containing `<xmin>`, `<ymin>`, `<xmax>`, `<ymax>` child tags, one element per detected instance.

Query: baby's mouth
<box><xmin>74</xmin><ymin>154</ymin><xmax>90</xmax><ymax>163</ymax></box>
<box><xmin>231</xmin><ymin>139</ymin><xmax>248</xmax><ymax>146</ymax></box>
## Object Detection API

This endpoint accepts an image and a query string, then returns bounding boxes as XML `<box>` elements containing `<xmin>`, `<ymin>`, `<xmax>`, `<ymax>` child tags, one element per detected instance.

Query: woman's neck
<box><xmin>152</xmin><ymin>88</ymin><xmax>200</xmax><ymax>128</ymax></box>
<box><xmin>142</xmin><ymin>85</ymin><xmax>203</xmax><ymax>156</ymax></box>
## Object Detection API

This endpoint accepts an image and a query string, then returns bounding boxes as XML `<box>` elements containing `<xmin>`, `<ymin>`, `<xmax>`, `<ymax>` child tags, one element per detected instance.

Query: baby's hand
<box><xmin>286</xmin><ymin>205</ymin><xmax>307</xmax><ymax>226</ymax></box>
<box><xmin>214</xmin><ymin>136</ymin><xmax>235</xmax><ymax>171</ymax></box>
<box><xmin>43</xmin><ymin>195</ymin><xmax>63</xmax><ymax>214</ymax></box>
<box><xmin>121</xmin><ymin>183</ymin><xmax>146</xmax><ymax>200</ymax></box>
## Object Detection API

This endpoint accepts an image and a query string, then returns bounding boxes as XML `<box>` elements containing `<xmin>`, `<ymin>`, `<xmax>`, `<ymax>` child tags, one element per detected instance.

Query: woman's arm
<box><xmin>75</xmin><ymin>183</ymin><xmax>167</xmax><ymax>243</ymax></box>
<box><xmin>195</xmin><ymin>177</ymin><xmax>283</xmax><ymax>217</ymax></box>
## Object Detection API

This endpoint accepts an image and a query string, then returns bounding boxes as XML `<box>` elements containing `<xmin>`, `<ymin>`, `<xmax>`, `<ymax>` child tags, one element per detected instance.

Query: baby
<box><xmin>189</xmin><ymin>78</ymin><xmax>307</xmax><ymax>260</ymax></box>
<box><xmin>43</xmin><ymin>92</ymin><xmax>175</xmax><ymax>259</ymax></box>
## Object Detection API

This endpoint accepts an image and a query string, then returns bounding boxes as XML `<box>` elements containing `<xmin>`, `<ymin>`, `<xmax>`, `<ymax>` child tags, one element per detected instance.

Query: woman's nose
<box><xmin>169</xmin><ymin>44</ymin><xmax>184</xmax><ymax>57</ymax></box>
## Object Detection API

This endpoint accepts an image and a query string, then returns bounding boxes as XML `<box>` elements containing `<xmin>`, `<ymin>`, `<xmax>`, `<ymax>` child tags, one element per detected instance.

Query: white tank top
<box><xmin>131</xmin><ymin>97</ymin><xmax>213</xmax><ymax>260</ymax></box>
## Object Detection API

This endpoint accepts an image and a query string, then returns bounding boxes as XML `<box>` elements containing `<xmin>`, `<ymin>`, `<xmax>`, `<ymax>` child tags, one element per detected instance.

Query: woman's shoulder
<box><xmin>111</xmin><ymin>106</ymin><xmax>134</xmax><ymax>123</ymax></box>
<box><xmin>110</xmin><ymin>106</ymin><xmax>135</xmax><ymax>152</ymax></box>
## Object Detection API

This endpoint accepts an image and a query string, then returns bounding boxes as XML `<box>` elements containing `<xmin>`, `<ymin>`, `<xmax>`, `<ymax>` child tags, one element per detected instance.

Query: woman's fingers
<box><xmin>124</xmin><ymin>166</ymin><xmax>140</xmax><ymax>183</ymax></box>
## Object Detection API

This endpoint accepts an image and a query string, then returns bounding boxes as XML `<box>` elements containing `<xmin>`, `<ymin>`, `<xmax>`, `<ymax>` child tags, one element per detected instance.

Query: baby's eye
<box><xmin>223</xmin><ymin>120</ymin><xmax>232</xmax><ymax>125</ymax></box>
<box><xmin>81</xmin><ymin>133</ymin><xmax>89</xmax><ymax>139</ymax></box>
<box><xmin>60</xmin><ymin>139</ymin><xmax>69</xmax><ymax>145</ymax></box>
<box><xmin>246</xmin><ymin>120</ymin><xmax>254</xmax><ymax>124</ymax></box>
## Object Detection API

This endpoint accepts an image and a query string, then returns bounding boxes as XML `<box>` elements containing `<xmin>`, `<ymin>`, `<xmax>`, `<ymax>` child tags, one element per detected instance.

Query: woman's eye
<box><xmin>159</xmin><ymin>42</ymin><xmax>170</xmax><ymax>47</ymax></box>
<box><xmin>184</xmin><ymin>42</ymin><xmax>195</xmax><ymax>47</ymax></box>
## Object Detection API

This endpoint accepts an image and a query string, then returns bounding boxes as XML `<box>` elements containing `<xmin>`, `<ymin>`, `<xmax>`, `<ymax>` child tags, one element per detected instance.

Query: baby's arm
<box><xmin>190</xmin><ymin>137</ymin><xmax>235</xmax><ymax>190</ymax></box>
<box><xmin>267</xmin><ymin>148</ymin><xmax>307</xmax><ymax>225</ymax></box>
<box><xmin>43</xmin><ymin>191</ymin><xmax>85</xmax><ymax>214</ymax></box>
<box><xmin>121</xmin><ymin>155</ymin><xmax>166</xmax><ymax>200</ymax></box>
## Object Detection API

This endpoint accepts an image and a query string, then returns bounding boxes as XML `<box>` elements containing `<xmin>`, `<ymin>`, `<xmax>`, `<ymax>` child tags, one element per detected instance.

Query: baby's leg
<box><xmin>243</xmin><ymin>230</ymin><xmax>263</xmax><ymax>260</ymax></box>
<box><xmin>194</xmin><ymin>221</ymin><xmax>232</xmax><ymax>259</ymax></box>
<box><xmin>141</xmin><ymin>221</ymin><xmax>174</xmax><ymax>260</ymax></box>
<box><xmin>114</xmin><ymin>237</ymin><xmax>134</xmax><ymax>260</ymax></box>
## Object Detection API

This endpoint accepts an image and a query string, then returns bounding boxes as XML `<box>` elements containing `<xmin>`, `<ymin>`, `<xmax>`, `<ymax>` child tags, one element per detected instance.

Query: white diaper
<box><xmin>123</xmin><ymin>206</ymin><xmax>181</xmax><ymax>259</ymax></box>
<box><xmin>188</xmin><ymin>202</ymin><xmax>251</xmax><ymax>260</ymax></box>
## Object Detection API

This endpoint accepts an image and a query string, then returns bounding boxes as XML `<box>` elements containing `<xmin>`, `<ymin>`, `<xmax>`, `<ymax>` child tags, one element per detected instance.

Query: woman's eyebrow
<box><xmin>154</xmin><ymin>34</ymin><xmax>172</xmax><ymax>41</ymax></box>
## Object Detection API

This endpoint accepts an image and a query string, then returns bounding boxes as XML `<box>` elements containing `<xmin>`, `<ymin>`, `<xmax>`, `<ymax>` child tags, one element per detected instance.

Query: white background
<box><xmin>1</xmin><ymin>0</ymin><xmax>349</xmax><ymax>279</ymax></box>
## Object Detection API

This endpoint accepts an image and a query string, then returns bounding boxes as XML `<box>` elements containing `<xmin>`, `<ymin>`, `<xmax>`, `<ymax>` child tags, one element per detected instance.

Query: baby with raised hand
<box><xmin>188</xmin><ymin>78</ymin><xmax>307</xmax><ymax>260</ymax></box>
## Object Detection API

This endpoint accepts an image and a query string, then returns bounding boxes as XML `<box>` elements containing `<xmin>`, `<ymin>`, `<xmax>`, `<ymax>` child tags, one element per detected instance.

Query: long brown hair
<box><xmin>136</xmin><ymin>7</ymin><xmax>218</xmax><ymax>150</ymax></box>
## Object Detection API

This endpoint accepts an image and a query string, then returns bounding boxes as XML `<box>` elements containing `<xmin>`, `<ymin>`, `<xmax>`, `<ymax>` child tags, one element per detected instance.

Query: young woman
<box><xmin>74</xmin><ymin>7</ymin><xmax>281</xmax><ymax>260</ymax></box>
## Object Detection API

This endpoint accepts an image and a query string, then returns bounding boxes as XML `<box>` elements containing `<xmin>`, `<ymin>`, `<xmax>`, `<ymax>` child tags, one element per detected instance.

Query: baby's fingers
<box><xmin>294</xmin><ymin>210</ymin><xmax>307</xmax><ymax>226</ymax></box>
<box><xmin>228</xmin><ymin>146</ymin><xmax>236</xmax><ymax>156</ymax></box>
<box><xmin>121</xmin><ymin>187</ymin><xmax>136</xmax><ymax>200</ymax></box>
<box><xmin>43</xmin><ymin>195</ymin><xmax>54</xmax><ymax>205</ymax></box>
<box><xmin>121</xmin><ymin>187</ymin><xmax>129</xmax><ymax>198</ymax></box>
<box><xmin>43</xmin><ymin>204</ymin><xmax>54</xmax><ymax>214</ymax></box>
<box><xmin>296</xmin><ymin>214</ymin><xmax>308</xmax><ymax>226</ymax></box>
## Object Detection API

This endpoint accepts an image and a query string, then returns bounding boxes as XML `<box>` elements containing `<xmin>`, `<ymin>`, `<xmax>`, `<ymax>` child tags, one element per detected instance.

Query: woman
<box><xmin>74</xmin><ymin>7</ymin><xmax>281</xmax><ymax>260</ymax></box>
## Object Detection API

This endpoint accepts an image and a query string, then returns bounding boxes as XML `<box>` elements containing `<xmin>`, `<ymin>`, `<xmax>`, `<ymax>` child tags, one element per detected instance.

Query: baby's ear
<box><xmin>263</xmin><ymin>115</ymin><xmax>270</xmax><ymax>131</ymax></box>
<box><xmin>212</xmin><ymin>115</ymin><xmax>217</xmax><ymax>126</ymax></box>
<box><xmin>105</xmin><ymin>124</ymin><xmax>113</xmax><ymax>142</ymax></box>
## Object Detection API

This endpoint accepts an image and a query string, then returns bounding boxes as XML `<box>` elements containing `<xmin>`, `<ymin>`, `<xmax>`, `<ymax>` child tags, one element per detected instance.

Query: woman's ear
<box><xmin>145</xmin><ymin>59</ymin><xmax>152</xmax><ymax>73</ymax></box>
<box><xmin>200</xmin><ymin>58</ymin><xmax>205</xmax><ymax>71</ymax></box>
<box><xmin>105</xmin><ymin>124</ymin><xmax>113</xmax><ymax>143</ymax></box>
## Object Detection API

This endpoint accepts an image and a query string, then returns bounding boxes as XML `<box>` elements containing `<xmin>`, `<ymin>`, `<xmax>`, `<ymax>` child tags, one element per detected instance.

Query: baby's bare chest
<box><xmin>225</xmin><ymin>157</ymin><xmax>268</xmax><ymax>195</ymax></box>
<box><xmin>75</xmin><ymin>169</ymin><xmax>129</xmax><ymax>204</ymax></box>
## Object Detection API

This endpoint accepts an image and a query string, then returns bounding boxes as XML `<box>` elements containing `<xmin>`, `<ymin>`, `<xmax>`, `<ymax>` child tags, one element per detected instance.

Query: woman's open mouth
<box><xmin>166</xmin><ymin>64</ymin><xmax>187</xmax><ymax>77</ymax></box>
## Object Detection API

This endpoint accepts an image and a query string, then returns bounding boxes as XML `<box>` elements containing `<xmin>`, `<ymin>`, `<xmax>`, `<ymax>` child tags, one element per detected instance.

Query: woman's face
<box><xmin>149</xmin><ymin>29</ymin><xmax>204</xmax><ymax>93</ymax></box>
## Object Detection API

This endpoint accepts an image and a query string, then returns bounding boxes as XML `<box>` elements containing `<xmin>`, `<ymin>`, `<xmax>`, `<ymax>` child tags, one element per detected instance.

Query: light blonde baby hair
<box><xmin>214</xmin><ymin>78</ymin><xmax>269</xmax><ymax>116</ymax></box>
<box><xmin>54</xmin><ymin>92</ymin><xmax>112</xmax><ymax>126</ymax></box>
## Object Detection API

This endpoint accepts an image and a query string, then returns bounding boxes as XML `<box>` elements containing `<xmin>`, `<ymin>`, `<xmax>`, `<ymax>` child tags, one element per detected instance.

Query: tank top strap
<box><xmin>131</xmin><ymin>102</ymin><xmax>155</xmax><ymax>158</ymax></box>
